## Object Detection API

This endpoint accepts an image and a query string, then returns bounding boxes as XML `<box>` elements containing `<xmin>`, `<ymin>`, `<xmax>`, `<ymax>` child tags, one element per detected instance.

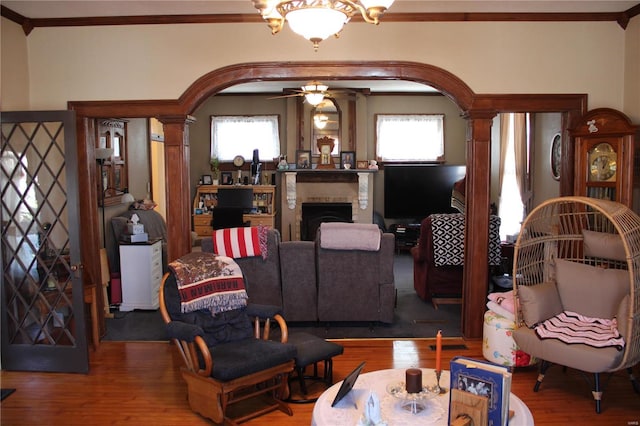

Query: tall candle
<box><xmin>405</xmin><ymin>368</ymin><xmax>422</xmax><ymax>393</ymax></box>
<box><xmin>435</xmin><ymin>330</ymin><xmax>442</xmax><ymax>372</ymax></box>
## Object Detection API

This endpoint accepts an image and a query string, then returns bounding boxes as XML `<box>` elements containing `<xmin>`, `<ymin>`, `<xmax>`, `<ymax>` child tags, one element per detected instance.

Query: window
<box><xmin>498</xmin><ymin>113</ymin><xmax>531</xmax><ymax>241</ymax></box>
<box><xmin>375</xmin><ymin>114</ymin><xmax>444</xmax><ymax>162</ymax></box>
<box><xmin>210</xmin><ymin>115</ymin><xmax>280</xmax><ymax>162</ymax></box>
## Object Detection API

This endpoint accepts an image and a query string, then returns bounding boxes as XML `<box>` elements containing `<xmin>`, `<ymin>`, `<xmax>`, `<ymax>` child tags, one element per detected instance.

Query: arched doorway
<box><xmin>70</xmin><ymin>60</ymin><xmax>586</xmax><ymax>338</ymax></box>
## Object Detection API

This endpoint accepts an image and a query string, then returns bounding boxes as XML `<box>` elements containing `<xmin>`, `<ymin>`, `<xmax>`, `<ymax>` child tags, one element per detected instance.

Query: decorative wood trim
<box><xmin>67</xmin><ymin>60</ymin><xmax>593</xmax><ymax>339</ymax></box>
<box><xmin>292</xmin><ymin>170</ymin><xmax>361</xmax><ymax>183</ymax></box>
<box><xmin>3</xmin><ymin>5</ymin><xmax>638</xmax><ymax>35</ymax></box>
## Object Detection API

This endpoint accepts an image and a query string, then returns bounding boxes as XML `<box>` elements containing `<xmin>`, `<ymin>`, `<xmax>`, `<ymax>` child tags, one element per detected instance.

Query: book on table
<box><xmin>448</xmin><ymin>356</ymin><xmax>512</xmax><ymax>426</ymax></box>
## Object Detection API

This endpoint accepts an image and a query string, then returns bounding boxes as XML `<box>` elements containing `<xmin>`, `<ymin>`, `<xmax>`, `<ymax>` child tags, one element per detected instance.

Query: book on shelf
<box><xmin>448</xmin><ymin>356</ymin><xmax>512</xmax><ymax>426</ymax></box>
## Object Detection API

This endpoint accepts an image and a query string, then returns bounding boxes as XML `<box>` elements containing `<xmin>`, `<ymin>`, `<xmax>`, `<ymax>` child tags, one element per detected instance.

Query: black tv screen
<box><xmin>384</xmin><ymin>164</ymin><xmax>466</xmax><ymax>221</ymax></box>
<box><xmin>217</xmin><ymin>188</ymin><xmax>254</xmax><ymax>213</ymax></box>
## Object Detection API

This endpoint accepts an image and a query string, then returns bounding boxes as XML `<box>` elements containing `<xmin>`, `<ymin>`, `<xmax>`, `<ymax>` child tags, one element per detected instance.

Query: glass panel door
<box><xmin>1</xmin><ymin>110</ymin><xmax>88</xmax><ymax>373</ymax></box>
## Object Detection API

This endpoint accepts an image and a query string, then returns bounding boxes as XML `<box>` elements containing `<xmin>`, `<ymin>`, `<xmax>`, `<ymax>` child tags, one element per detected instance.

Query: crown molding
<box><xmin>2</xmin><ymin>5</ymin><xmax>639</xmax><ymax>36</ymax></box>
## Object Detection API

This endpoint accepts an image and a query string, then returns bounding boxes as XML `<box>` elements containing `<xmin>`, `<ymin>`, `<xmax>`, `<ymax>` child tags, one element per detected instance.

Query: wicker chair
<box><xmin>512</xmin><ymin>196</ymin><xmax>640</xmax><ymax>413</ymax></box>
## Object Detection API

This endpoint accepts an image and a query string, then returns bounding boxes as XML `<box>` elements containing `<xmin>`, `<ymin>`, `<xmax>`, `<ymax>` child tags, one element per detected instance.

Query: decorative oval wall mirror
<box><xmin>311</xmin><ymin>97</ymin><xmax>341</xmax><ymax>156</ymax></box>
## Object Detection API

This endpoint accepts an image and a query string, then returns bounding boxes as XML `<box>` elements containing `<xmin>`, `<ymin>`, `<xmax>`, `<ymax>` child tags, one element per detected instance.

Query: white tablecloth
<box><xmin>311</xmin><ymin>368</ymin><xmax>534</xmax><ymax>426</ymax></box>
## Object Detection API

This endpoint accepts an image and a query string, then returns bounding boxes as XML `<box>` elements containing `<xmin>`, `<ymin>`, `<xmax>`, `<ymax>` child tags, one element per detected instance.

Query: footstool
<box><xmin>483</xmin><ymin>310</ymin><xmax>536</xmax><ymax>367</ymax></box>
<box><xmin>287</xmin><ymin>332</ymin><xmax>344</xmax><ymax>403</ymax></box>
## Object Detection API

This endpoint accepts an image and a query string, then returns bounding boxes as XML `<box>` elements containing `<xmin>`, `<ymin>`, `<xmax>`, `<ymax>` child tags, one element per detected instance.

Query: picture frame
<box><xmin>550</xmin><ymin>133</ymin><xmax>561</xmax><ymax>181</ymax></box>
<box><xmin>340</xmin><ymin>151</ymin><xmax>356</xmax><ymax>170</ymax></box>
<box><xmin>357</xmin><ymin>160</ymin><xmax>369</xmax><ymax>169</ymax></box>
<box><xmin>202</xmin><ymin>174</ymin><xmax>213</xmax><ymax>185</ymax></box>
<box><xmin>296</xmin><ymin>150</ymin><xmax>311</xmax><ymax>169</ymax></box>
<box><xmin>221</xmin><ymin>171</ymin><xmax>233</xmax><ymax>185</ymax></box>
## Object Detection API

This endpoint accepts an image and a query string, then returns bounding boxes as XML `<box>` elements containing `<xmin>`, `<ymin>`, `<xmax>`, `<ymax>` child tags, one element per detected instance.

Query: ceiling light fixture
<box><xmin>302</xmin><ymin>81</ymin><xmax>328</xmax><ymax>105</ymax></box>
<box><xmin>314</xmin><ymin>113</ymin><xmax>329</xmax><ymax>129</ymax></box>
<box><xmin>252</xmin><ymin>0</ymin><xmax>395</xmax><ymax>50</ymax></box>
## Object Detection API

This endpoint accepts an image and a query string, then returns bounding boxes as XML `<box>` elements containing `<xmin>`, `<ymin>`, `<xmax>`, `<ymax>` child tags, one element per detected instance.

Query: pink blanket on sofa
<box><xmin>319</xmin><ymin>222</ymin><xmax>381</xmax><ymax>251</ymax></box>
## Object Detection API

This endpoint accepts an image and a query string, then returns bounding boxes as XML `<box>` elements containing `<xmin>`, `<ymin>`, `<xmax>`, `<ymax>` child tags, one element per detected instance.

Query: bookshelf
<box><xmin>192</xmin><ymin>185</ymin><xmax>276</xmax><ymax>236</ymax></box>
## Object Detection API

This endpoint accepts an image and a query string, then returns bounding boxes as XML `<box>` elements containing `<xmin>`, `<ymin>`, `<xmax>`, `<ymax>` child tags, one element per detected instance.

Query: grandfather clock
<box><xmin>571</xmin><ymin>108</ymin><xmax>638</xmax><ymax>207</ymax></box>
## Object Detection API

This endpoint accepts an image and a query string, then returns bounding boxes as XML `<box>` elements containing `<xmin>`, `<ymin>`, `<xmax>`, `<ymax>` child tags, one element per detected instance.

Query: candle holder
<box><xmin>386</xmin><ymin>382</ymin><xmax>439</xmax><ymax>414</ymax></box>
<box><xmin>435</xmin><ymin>370</ymin><xmax>448</xmax><ymax>394</ymax></box>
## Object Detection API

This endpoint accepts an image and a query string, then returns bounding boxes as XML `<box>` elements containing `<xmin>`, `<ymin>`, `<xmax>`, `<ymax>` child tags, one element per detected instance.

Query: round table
<box><xmin>312</xmin><ymin>368</ymin><xmax>534</xmax><ymax>426</ymax></box>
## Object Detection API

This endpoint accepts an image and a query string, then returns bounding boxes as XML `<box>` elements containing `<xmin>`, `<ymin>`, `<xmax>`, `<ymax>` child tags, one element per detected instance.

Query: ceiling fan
<box><xmin>268</xmin><ymin>81</ymin><xmax>352</xmax><ymax>105</ymax></box>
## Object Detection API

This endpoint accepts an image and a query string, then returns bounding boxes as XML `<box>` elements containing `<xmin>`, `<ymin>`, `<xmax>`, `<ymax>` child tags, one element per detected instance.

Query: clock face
<box><xmin>233</xmin><ymin>155</ymin><xmax>245</xmax><ymax>167</ymax></box>
<box><xmin>588</xmin><ymin>143</ymin><xmax>616</xmax><ymax>182</ymax></box>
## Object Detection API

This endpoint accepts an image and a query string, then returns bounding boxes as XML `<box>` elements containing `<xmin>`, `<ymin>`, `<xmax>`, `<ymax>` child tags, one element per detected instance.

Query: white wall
<box><xmin>1</xmin><ymin>18</ymin><xmax>30</xmax><ymax>110</ymax></box>
<box><xmin>0</xmin><ymin>19</ymin><xmax>630</xmax><ymax>112</ymax></box>
<box><xmin>532</xmin><ymin>113</ymin><xmax>562</xmax><ymax>206</ymax></box>
<box><xmin>624</xmin><ymin>16</ymin><xmax>640</xmax><ymax>122</ymax></box>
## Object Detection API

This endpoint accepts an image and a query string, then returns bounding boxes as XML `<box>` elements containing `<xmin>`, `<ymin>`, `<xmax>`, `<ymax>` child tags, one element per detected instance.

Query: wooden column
<box><xmin>76</xmin><ymin>116</ymin><xmax>106</xmax><ymax>338</ymax></box>
<box><xmin>159</xmin><ymin>115</ymin><xmax>195</xmax><ymax>263</ymax></box>
<box><xmin>461</xmin><ymin>110</ymin><xmax>496</xmax><ymax>338</ymax></box>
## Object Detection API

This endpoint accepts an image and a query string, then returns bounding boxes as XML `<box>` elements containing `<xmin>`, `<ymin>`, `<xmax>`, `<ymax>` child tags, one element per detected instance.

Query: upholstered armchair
<box><xmin>159</xmin><ymin>252</ymin><xmax>296</xmax><ymax>424</ymax></box>
<box><xmin>411</xmin><ymin>213</ymin><xmax>501</xmax><ymax>308</ymax></box>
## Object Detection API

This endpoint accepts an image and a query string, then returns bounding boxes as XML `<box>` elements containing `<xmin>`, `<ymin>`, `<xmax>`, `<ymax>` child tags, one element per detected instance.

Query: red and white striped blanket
<box><xmin>169</xmin><ymin>252</ymin><xmax>247</xmax><ymax>314</ymax></box>
<box><xmin>212</xmin><ymin>226</ymin><xmax>268</xmax><ymax>259</ymax></box>
<box><xmin>535</xmin><ymin>311</ymin><xmax>625</xmax><ymax>350</ymax></box>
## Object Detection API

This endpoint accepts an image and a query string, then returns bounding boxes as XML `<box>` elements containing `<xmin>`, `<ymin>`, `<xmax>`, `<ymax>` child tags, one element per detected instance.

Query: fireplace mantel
<box><xmin>277</xmin><ymin>169</ymin><xmax>375</xmax><ymax>183</ymax></box>
<box><xmin>276</xmin><ymin>169</ymin><xmax>377</xmax><ymax>240</ymax></box>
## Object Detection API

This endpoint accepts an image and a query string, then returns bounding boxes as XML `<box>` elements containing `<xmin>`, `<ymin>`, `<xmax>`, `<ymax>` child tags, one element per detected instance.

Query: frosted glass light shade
<box><xmin>286</xmin><ymin>7</ymin><xmax>348</xmax><ymax>44</ymax></box>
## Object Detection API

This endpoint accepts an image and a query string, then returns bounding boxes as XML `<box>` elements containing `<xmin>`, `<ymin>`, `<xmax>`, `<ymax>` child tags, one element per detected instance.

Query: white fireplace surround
<box><xmin>281</xmin><ymin>171</ymin><xmax>374</xmax><ymax>241</ymax></box>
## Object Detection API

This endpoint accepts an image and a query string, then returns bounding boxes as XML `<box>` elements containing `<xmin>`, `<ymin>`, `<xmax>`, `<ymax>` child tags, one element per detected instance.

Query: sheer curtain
<box><xmin>376</xmin><ymin>114</ymin><xmax>444</xmax><ymax>161</ymax></box>
<box><xmin>210</xmin><ymin>115</ymin><xmax>280</xmax><ymax>161</ymax></box>
<box><xmin>498</xmin><ymin>113</ymin><xmax>526</xmax><ymax>241</ymax></box>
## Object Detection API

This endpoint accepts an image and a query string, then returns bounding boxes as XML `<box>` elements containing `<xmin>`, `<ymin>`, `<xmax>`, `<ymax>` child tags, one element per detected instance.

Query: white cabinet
<box><xmin>119</xmin><ymin>239</ymin><xmax>162</xmax><ymax>311</ymax></box>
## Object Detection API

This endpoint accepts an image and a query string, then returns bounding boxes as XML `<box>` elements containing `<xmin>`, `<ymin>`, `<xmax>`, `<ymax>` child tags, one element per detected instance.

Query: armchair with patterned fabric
<box><xmin>411</xmin><ymin>213</ymin><xmax>502</xmax><ymax>308</ymax></box>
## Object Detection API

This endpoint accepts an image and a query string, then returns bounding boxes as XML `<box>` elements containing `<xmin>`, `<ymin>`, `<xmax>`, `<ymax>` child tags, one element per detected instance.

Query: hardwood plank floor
<box><xmin>1</xmin><ymin>338</ymin><xmax>638</xmax><ymax>425</ymax></box>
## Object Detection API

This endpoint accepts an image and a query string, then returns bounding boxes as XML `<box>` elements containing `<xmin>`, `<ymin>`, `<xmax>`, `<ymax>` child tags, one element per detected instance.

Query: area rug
<box><xmin>103</xmin><ymin>289</ymin><xmax>461</xmax><ymax>341</ymax></box>
<box><xmin>103</xmin><ymin>254</ymin><xmax>463</xmax><ymax>341</ymax></box>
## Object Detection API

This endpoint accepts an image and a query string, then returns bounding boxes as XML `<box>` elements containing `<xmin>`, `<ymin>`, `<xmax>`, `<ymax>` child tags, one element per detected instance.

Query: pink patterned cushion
<box><xmin>212</xmin><ymin>226</ymin><xmax>268</xmax><ymax>260</ymax></box>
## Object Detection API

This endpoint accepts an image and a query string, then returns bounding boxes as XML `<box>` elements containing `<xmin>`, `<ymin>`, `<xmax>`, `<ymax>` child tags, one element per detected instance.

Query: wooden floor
<box><xmin>1</xmin><ymin>338</ymin><xmax>639</xmax><ymax>425</ymax></box>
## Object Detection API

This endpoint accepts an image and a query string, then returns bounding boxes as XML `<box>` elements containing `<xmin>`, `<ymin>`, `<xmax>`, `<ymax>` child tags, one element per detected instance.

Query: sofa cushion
<box><xmin>582</xmin><ymin>230</ymin><xmax>626</xmax><ymax>262</ymax></box>
<box><xmin>209</xmin><ymin>338</ymin><xmax>296</xmax><ymax>381</ymax></box>
<box><xmin>616</xmin><ymin>294</ymin><xmax>630</xmax><ymax>339</ymax></box>
<box><xmin>518</xmin><ymin>281</ymin><xmax>563</xmax><ymax>327</ymax></box>
<box><xmin>555</xmin><ymin>259</ymin><xmax>629</xmax><ymax>319</ymax></box>
<box><xmin>513</xmin><ymin>327</ymin><xmax>624</xmax><ymax>373</ymax></box>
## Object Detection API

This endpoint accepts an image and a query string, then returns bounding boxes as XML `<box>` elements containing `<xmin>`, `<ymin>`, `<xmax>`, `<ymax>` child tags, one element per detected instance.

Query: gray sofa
<box><xmin>200</xmin><ymin>226</ymin><xmax>396</xmax><ymax>323</ymax></box>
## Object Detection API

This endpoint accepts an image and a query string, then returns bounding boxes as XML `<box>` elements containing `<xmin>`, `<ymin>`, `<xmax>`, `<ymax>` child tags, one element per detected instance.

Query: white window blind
<box><xmin>375</xmin><ymin>114</ymin><xmax>445</xmax><ymax>161</ymax></box>
<box><xmin>210</xmin><ymin>115</ymin><xmax>280</xmax><ymax>161</ymax></box>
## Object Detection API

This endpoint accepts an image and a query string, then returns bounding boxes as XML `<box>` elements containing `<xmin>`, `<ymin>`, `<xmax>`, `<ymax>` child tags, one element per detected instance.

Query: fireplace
<box><xmin>301</xmin><ymin>202</ymin><xmax>352</xmax><ymax>241</ymax></box>
<box><xmin>278</xmin><ymin>170</ymin><xmax>375</xmax><ymax>241</ymax></box>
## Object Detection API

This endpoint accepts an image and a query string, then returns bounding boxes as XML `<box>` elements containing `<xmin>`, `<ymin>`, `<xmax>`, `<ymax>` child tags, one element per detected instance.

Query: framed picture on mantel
<box><xmin>297</xmin><ymin>150</ymin><xmax>311</xmax><ymax>169</ymax></box>
<box><xmin>340</xmin><ymin>151</ymin><xmax>355</xmax><ymax>170</ymax></box>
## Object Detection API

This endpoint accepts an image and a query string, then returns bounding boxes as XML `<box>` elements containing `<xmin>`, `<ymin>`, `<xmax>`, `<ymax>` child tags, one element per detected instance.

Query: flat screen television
<box><xmin>217</xmin><ymin>187</ymin><xmax>254</xmax><ymax>213</ymax></box>
<box><xmin>384</xmin><ymin>164</ymin><xmax>466</xmax><ymax>221</ymax></box>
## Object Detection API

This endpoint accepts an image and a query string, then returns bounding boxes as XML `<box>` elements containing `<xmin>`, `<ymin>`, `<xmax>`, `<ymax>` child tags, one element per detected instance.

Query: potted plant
<box><xmin>210</xmin><ymin>156</ymin><xmax>219</xmax><ymax>185</ymax></box>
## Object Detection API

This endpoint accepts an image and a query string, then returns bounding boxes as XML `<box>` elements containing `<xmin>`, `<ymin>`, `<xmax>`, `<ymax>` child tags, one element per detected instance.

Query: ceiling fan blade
<box><xmin>267</xmin><ymin>93</ymin><xmax>304</xmax><ymax>100</ymax></box>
